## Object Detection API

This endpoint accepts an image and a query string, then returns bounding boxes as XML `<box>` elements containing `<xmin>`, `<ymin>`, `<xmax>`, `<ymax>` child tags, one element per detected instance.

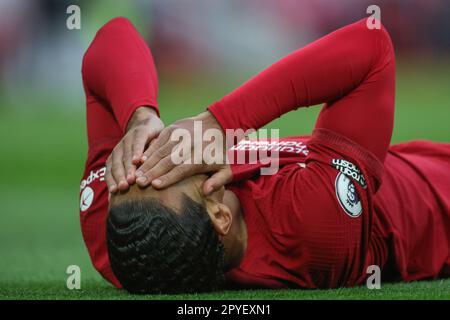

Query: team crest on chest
<box><xmin>335</xmin><ymin>172</ymin><xmax>362</xmax><ymax>218</ymax></box>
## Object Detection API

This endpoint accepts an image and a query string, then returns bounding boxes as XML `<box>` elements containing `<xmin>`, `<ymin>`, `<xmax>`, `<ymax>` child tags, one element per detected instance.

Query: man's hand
<box><xmin>135</xmin><ymin>111</ymin><xmax>232</xmax><ymax>195</ymax></box>
<box><xmin>106</xmin><ymin>107</ymin><xmax>164</xmax><ymax>193</ymax></box>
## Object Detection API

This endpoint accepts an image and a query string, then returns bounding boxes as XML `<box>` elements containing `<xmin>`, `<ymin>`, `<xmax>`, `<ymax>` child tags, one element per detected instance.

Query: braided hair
<box><xmin>106</xmin><ymin>195</ymin><xmax>225</xmax><ymax>294</ymax></box>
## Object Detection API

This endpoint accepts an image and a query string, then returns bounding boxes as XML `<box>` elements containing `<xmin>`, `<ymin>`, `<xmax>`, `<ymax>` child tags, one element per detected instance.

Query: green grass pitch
<box><xmin>0</xmin><ymin>61</ymin><xmax>450</xmax><ymax>299</ymax></box>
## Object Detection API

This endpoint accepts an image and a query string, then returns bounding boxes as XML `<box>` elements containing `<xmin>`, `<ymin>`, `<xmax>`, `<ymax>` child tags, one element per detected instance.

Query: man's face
<box><xmin>109</xmin><ymin>173</ymin><xmax>241</xmax><ymax>271</ymax></box>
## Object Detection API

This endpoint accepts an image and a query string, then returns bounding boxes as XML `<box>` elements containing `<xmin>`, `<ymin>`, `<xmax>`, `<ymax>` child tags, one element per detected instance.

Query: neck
<box><xmin>222</xmin><ymin>190</ymin><xmax>247</xmax><ymax>271</ymax></box>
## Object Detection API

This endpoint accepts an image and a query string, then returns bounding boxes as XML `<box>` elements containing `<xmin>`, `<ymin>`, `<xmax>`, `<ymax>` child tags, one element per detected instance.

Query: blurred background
<box><xmin>0</xmin><ymin>0</ymin><xmax>449</xmax><ymax>298</ymax></box>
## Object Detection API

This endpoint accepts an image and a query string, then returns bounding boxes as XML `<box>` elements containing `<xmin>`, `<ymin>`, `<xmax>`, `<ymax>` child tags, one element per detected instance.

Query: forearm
<box><xmin>208</xmin><ymin>19</ymin><xmax>391</xmax><ymax>132</ymax></box>
<box><xmin>82</xmin><ymin>17</ymin><xmax>159</xmax><ymax>132</ymax></box>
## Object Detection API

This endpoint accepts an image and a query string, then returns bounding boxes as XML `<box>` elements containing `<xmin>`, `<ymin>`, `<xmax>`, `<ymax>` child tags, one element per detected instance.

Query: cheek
<box><xmin>212</xmin><ymin>187</ymin><xmax>226</xmax><ymax>202</ymax></box>
<box><xmin>219</xmin><ymin>187</ymin><xmax>226</xmax><ymax>198</ymax></box>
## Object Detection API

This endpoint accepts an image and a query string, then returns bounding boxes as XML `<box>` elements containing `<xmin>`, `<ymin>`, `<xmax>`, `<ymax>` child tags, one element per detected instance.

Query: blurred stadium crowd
<box><xmin>0</xmin><ymin>0</ymin><xmax>449</xmax><ymax>110</ymax></box>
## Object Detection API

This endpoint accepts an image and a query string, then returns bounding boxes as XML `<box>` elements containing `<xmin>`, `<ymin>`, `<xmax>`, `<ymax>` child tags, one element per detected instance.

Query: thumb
<box><xmin>203</xmin><ymin>166</ymin><xmax>232</xmax><ymax>195</ymax></box>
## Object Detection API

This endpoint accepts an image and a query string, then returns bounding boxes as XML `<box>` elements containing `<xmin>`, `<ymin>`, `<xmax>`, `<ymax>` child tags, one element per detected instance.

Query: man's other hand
<box><xmin>135</xmin><ymin>111</ymin><xmax>232</xmax><ymax>195</ymax></box>
<box><xmin>105</xmin><ymin>106</ymin><xmax>164</xmax><ymax>193</ymax></box>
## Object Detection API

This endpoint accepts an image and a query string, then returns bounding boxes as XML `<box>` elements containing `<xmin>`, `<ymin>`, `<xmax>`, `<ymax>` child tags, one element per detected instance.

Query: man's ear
<box><xmin>205</xmin><ymin>199</ymin><xmax>232</xmax><ymax>236</ymax></box>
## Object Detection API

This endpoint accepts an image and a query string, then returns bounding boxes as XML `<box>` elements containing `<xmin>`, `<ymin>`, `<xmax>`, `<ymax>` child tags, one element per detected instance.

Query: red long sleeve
<box><xmin>80</xmin><ymin>17</ymin><xmax>159</xmax><ymax>288</ymax></box>
<box><xmin>208</xmin><ymin>19</ymin><xmax>395</xmax><ymax>161</ymax></box>
<box><xmin>82</xmin><ymin>17</ymin><xmax>159</xmax><ymax>133</ymax></box>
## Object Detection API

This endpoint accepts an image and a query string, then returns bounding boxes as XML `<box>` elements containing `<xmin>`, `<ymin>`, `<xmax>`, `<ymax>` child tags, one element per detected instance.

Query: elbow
<box><xmin>97</xmin><ymin>17</ymin><xmax>134</xmax><ymax>35</ymax></box>
<box><xmin>82</xmin><ymin>17</ymin><xmax>135</xmax><ymax>86</ymax></box>
<box><xmin>84</xmin><ymin>16</ymin><xmax>135</xmax><ymax>58</ymax></box>
<box><xmin>377</xmin><ymin>22</ymin><xmax>395</xmax><ymax>54</ymax></box>
<box><xmin>359</xmin><ymin>18</ymin><xmax>394</xmax><ymax>56</ymax></box>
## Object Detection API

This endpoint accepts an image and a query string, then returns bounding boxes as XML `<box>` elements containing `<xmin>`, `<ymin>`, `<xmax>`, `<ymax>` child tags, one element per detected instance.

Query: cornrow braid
<box><xmin>106</xmin><ymin>195</ymin><xmax>225</xmax><ymax>294</ymax></box>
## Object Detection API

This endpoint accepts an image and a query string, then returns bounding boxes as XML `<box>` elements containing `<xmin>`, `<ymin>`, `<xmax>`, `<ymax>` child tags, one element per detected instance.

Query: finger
<box><xmin>105</xmin><ymin>157</ymin><xmax>118</xmax><ymax>193</ymax></box>
<box><xmin>203</xmin><ymin>166</ymin><xmax>232</xmax><ymax>195</ymax></box>
<box><xmin>136</xmin><ymin>139</ymin><xmax>179</xmax><ymax>179</ymax></box>
<box><xmin>139</xmin><ymin>138</ymin><xmax>156</xmax><ymax>164</ymax></box>
<box><xmin>122</xmin><ymin>135</ymin><xmax>135</xmax><ymax>184</ymax></box>
<box><xmin>110</xmin><ymin>146</ymin><xmax>129</xmax><ymax>191</ymax></box>
<box><xmin>131</xmin><ymin>128</ymin><xmax>156</xmax><ymax>165</ymax></box>
<box><xmin>140</xmin><ymin>127</ymin><xmax>172</xmax><ymax>163</ymax></box>
<box><xmin>151</xmin><ymin>164</ymin><xmax>202</xmax><ymax>189</ymax></box>
<box><xmin>136</xmin><ymin>156</ymin><xmax>175</xmax><ymax>187</ymax></box>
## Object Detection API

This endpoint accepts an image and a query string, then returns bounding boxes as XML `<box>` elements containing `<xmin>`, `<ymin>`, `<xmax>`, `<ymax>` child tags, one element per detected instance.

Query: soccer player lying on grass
<box><xmin>80</xmin><ymin>17</ymin><xmax>450</xmax><ymax>294</ymax></box>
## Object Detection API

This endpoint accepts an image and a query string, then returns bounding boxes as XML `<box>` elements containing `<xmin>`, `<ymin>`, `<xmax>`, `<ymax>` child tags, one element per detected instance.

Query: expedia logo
<box><xmin>80</xmin><ymin>167</ymin><xmax>106</xmax><ymax>191</ymax></box>
<box><xmin>331</xmin><ymin>159</ymin><xmax>367</xmax><ymax>189</ymax></box>
<box><xmin>79</xmin><ymin>167</ymin><xmax>106</xmax><ymax>212</ymax></box>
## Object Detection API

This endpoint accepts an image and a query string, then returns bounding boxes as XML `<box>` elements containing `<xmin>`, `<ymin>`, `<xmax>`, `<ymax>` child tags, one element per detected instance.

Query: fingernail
<box><xmin>152</xmin><ymin>179</ymin><xmax>162</xmax><ymax>186</ymax></box>
<box><xmin>136</xmin><ymin>171</ymin><xmax>143</xmax><ymax>177</ymax></box>
<box><xmin>137</xmin><ymin>176</ymin><xmax>147</xmax><ymax>184</ymax></box>
<box><xmin>119</xmin><ymin>181</ymin><xmax>128</xmax><ymax>188</ymax></box>
<box><xmin>127</xmin><ymin>175</ymin><xmax>135</xmax><ymax>184</ymax></box>
<box><xmin>142</xmin><ymin>156</ymin><xmax>148</xmax><ymax>161</ymax></box>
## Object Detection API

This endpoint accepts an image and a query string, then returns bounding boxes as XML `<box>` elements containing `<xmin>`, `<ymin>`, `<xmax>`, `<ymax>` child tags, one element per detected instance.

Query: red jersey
<box><xmin>80</xmin><ymin>17</ymin><xmax>450</xmax><ymax>289</ymax></box>
<box><xmin>223</xmin><ymin>136</ymin><xmax>450</xmax><ymax>288</ymax></box>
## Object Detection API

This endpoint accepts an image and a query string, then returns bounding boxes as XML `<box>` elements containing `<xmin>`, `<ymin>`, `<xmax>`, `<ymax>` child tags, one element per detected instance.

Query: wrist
<box><xmin>197</xmin><ymin>111</ymin><xmax>224</xmax><ymax>133</ymax></box>
<box><xmin>127</xmin><ymin>106</ymin><xmax>158</xmax><ymax>131</ymax></box>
